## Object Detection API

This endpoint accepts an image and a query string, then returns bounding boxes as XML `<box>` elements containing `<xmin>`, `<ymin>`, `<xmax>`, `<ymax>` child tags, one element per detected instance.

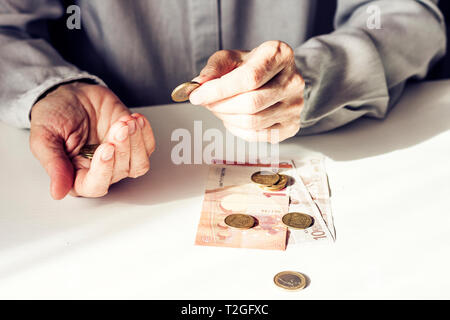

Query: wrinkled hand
<box><xmin>30</xmin><ymin>82</ymin><xmax>155</xmax><ymax>199</ymax></box>
<box><xmin>190</xmin><ymin>40</ymin><xmax>304</xmax><ymax>143</ymax></box>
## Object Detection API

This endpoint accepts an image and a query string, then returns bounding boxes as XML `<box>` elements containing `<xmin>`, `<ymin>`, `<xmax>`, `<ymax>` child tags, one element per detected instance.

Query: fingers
<box><xmin>190</xmin><ymin>41</ymin><xmax>294</xmax><ymax>105</ymax></box>
<box><xmin>30</xmin><ymin>126</ymin><xmax>74</xmax><ymax>200</ymax></box>
<box><xmin>191</xmin><ymin>50</ymin><xmax>243</xmax><ymax>84</ymax></box>
<box><xmin>128</xmin><ymin>115</ymin><xmax>150</xmax><ymax>178</ymax></box>
<box><xmin>72</xmin><ymin>143</ymin><xmax>115</xmax><ymax>197</ymax></box>
<box><xmin>214</xmin><ymin>102</ymin><xmax>286</xmax><ymax>130</ymax></box>
<box><xmin>101</xmin><ymin>114</ymin><xmax>153</xmax><ymax>183</ymax></box>
<box><xmin>224</xmin><ymin>121</ymin><xmax>301</xmax><ymax>143</ymax></box>
<box><xmin>214</xmin><ymin>96</ymin><xmax>303</xmax><ymax>130</ymax></box>
<box><xmin>203</xmin><ymin>69</ymin><xmax>293</xmax><ymax>114</ymax></box>
<box><xmin>103</xmin><ymin>120</ymin><xmax>130</xmax><ymax>183</ymax></box>
<box><xmin>131</xmin><ymin>113</ymin><xmax>156</xmax><ymax>157</ymax></box>
<box><xmin>71</xmin><ymin>113</ymin><xmax>153</xmax><ymax>197</ymax></box>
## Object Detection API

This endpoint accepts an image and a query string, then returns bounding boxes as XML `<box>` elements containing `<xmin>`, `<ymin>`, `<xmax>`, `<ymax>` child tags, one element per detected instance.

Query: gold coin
<box><xmin>251</xmin><ymin>171</ymin><xmax>280</xmax><ymax>186</ymax></box>
<box><xmin>224</xmin><ymin>214</ymin><xmax>255</xmax><ymax>229</ymax></box>
<box><xmin>79</xmin><ymin>144</ymin><xmax>100</xmax><ymax>160</ymax></box>
<box><xmin>171</xmin><ymin>81</ymin><xmax>200</xmax><ymax>102</ymax></box>
<box><xmin>273</xmin><ymin>271</ymin><xmax>307</xmax><ymax>291</ymax></box>
<box><xmin>259</xmin><ymin>174</ymin><xmax>289</xmax><ymax>191</ymax></box>
<box><xmin>281</xmin><ymin>212</ymin><xmax>313</xmax><ymax>229</ymax></box>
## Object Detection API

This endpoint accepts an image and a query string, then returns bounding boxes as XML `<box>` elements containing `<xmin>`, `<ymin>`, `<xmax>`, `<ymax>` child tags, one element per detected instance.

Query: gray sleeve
<box><xmin>294</xmin><ymin>0</ymin><xmax>447</xmax><ymax>135</ymax></box>
<box><xmin>0</xmin><ymin>0</ymin><xmax>104</xmax><ymax>128</ymax></box>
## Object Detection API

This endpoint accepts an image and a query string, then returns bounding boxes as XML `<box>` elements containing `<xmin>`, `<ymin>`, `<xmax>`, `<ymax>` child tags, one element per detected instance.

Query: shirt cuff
<box><xmin>16</xmin><ymin>73</ymin><xmax>106</xmax><ymax>129</ymax></box>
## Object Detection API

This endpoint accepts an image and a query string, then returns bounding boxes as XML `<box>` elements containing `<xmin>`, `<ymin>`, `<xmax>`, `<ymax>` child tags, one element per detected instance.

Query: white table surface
<box><xmin>0</xmin><ymin>80</ymin><xmax>449</xmax><ymax>299</ymax></box>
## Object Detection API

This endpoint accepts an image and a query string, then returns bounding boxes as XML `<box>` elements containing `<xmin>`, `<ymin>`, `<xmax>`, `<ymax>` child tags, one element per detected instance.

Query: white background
<box><xmin>0</xmin><ymin>80</ymin><xmax>449</xmax><ymax>299</ymax></box>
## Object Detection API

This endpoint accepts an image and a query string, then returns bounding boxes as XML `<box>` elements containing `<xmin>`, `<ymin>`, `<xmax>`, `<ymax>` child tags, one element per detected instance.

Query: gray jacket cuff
<box><xmin>14</xmin><ymin>73</ymin><xmax>106</xmax><ymax>129</ymax></box>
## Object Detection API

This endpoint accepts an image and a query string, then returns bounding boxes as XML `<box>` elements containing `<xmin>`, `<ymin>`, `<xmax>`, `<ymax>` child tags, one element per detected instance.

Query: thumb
<box><xmin>30</xmin><ymin>126</ymin><xmax>74</xmax><ymax>200</ymax></box>
<box><xmin>191</xmin><ymin>50</ymin><xmax>242</xmax><ymax>85</ymax></box>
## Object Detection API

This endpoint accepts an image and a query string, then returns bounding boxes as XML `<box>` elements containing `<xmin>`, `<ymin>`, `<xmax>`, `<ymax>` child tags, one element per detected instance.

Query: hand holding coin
<box><xmin>171</xmin><ymin>81</ymin><xmax>200</xmax><ymax>102</ymax></box>
<box><xmin>30</xmin><ymin>82</ymin><xmax>155</xmax><ymax>199</ymax></box>
<box><xmin>188</xmin><ymin>41</ymin><xmax>305</xmax><ymax>143</ymax></box>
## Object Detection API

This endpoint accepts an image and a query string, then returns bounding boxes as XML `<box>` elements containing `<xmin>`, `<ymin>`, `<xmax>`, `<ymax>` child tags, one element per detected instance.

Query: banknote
<box><xmin>293</xmin><ymin>158</ymin><xmax>336</xmax><ymax>240</ymax></box>
<box><xmin>195</xmin><ymin>163</ymin><xmax>291</xmax><ymax>250</ymax></box>
<box><xmin>283</xmin><ymin>160</ymin><xmax>334</xmax><ymax>246</ymax></box>
<box><xmin>195</xmin><ymin>159</ymin><xmax>335</xmax><ymax>250</ymax></box>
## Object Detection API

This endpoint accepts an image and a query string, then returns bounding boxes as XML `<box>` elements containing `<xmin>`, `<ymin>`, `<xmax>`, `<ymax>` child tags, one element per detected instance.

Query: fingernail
<box><xmin>101</xmin><ymin>144</ymin><xmax>114</xmax><ymax>161</ymax></box>
<box><xmin>138</xmin><ymin>117</ymin><xmax>145</xmax><ymax>129</ymax></box>
<box><xmin>115</xmin><ymin>125</ymin><xmax>129</xmax><ymax>142</ymax></box>
<box><xmin>127</xmin><ymin>120</ymin><xmax>136</xmax><ymax>135</ymax></box>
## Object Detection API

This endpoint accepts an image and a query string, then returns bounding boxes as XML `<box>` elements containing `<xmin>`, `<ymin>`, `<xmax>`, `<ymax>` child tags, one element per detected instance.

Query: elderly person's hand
<box><xmin>30</xmin><ymin>82</ymin><xmax>155</xmax><ymax>199</ymax></box>
<box><xmin>190</xmin><ymin>40</ymin><xmax>304</xmax><ymax>143</ymax></box>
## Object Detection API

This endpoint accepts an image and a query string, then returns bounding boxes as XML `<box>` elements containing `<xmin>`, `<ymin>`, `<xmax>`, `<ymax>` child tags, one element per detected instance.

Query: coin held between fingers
<box><xmin>79</xmin><ymin>144</ymin><xmax>100</xmax><ymax>160</ymax></box>
<box><xmin>171</xmin><ymin>81</ymin><xmax>200</xmax><ymax>102</ymax></box>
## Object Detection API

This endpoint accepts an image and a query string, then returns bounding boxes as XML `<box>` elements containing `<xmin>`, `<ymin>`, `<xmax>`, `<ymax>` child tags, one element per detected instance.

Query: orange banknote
<box><xmin>195</xmin><ymin>163</ymin><xmax>291</xmax><ymax>250</ymax></box>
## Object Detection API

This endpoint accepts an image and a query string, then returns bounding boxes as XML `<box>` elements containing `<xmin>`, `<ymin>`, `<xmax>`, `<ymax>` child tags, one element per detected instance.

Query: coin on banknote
<box><xmin>273</xmin><ymin>271</ymin><xmax>307</xmax><ymax>291</ymax></box>
<box><xmin>281</xmin><ymin>212</ymin><xmax>313</xmax><ymax>229</ymax></box>
<box><xmin>79</xmin><ymin>144</ymin><xmax>100</xmax><ymax>160</ymax></box>
<box><xmin>259</xmin><ymin>174</ymin><xmax>289</xmax><ymax>191</ymax></box>
<box><xmin>224</xmin><ymin>214</ymin><xmax>255</xmax><ymax>229</ymax></box>
<box><xmin>171</xmin><ymin>81</ymin><xmax>200</xmax><ymax>102</ymax></box>
<box><xmin>251</xmin><ymin>171</ymin><xmax>280</xmax><ymax>186</ymax></box>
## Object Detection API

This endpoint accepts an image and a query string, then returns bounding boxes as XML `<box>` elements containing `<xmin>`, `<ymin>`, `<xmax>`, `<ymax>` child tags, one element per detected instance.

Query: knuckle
<box><xmin>205</xmin><ymin>50</ymin><xmax>240</xmax><ymax>74</ymax></box>
<box><xmin>202</xmin><ymin>64</ymin><xmax>220</xmax><ymax>77</ymax></box>
<box><xmin>263</xmin><ymin>40</ymin><xmax>292</xmax><ymax>59</ymax></box>
<box><xmin>213</xmin><ymin>49</ymin><xmax>234</xmax><ymax>61</ymax></box>
<box><xmin>262</xmin><ymin>40</ymin><xmax>281</xmax><ymax>54</ymax></box>
<box><xmin>262</xmin><ymin>41</ymin><xmax>294</xmax><ymax>68</ymax></box>
<box><xmin>292</xmin><ymin>73</ymin><xmax>305</xmax><ymax>89</ymax></box>
<box><xmin>246</xmin><ymin>67</ymin><xmax>265</xmax><ymax>88</ymax></box>
<box><xmin>280</xmin><ymin>41</ymin><xmax>294</xmax><ymax>59</ymax></box>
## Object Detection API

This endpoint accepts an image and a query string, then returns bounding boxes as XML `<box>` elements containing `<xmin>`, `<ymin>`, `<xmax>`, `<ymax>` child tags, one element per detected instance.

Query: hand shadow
<box><xmin>286</xmin><ymin>80</ymin><xmax>450</xmax><ymax>161</ymax></box>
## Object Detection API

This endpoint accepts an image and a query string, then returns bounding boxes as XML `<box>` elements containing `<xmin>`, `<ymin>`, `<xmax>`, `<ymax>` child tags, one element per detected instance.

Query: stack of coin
<box><xmin>79</xmin><ymin>144</ymin><xmax>100</xmax><ymax>160</ymax></box>
<box><xmin>250</xmin><ymin>171</ymin><xmax>289</xmax><ymax>191</ymax></box>
<box><xmin>258</xmin><ymin>174</ymin><xmax>289</xmax><ymax>191</ymax></box>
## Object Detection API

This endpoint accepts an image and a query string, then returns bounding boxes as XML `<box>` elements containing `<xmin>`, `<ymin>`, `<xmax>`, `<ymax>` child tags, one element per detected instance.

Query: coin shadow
<box><xmin>303</xmin><ymin>273</ymin><xmax>312</xmax><ymax>289</ymax></box>
<box><xmin>286</xmin><ymin>176</ymin><xmax>295</xmax><ymax>187</ymax></box>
